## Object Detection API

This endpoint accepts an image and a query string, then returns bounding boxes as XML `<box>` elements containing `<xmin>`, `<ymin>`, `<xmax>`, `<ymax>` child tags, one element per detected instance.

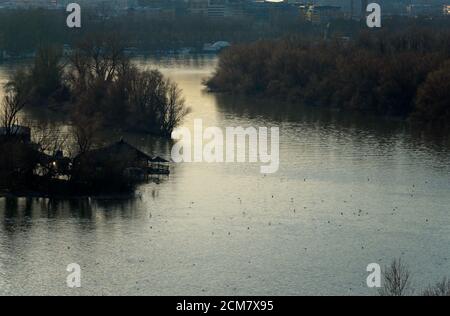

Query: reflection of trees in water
<box><xmin>0</xmin><ymin>186</ymin><xmax>163</xmax><ymax>234</ymax></box>
<box><xmin>215</xmin><ymin>93</ymin><xmax>396</xmax><ymax>130</ymax></box>
<box><xmin>1</xmin><ymin>198</ymin><xmax>32</xmax><ymax>233</ymax></box>
<box><xmin>0</xmin><ymin>195</ymin><xmax>158</xmax><ymax>266</ymax></box>
<box><xmin>213</xmin><ymin>93</ymin><xmax>450</xmax><ymax>159</ymax></box>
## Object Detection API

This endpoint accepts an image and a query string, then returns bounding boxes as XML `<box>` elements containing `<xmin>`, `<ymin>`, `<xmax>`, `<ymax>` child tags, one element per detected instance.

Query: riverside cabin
<box><xmin>73</xmin><ymin>140</ymin><xmax>170</xmax><ymax>181</ymax></box>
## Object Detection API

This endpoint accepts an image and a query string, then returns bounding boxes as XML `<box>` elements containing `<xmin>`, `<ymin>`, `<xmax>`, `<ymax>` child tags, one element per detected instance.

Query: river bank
<box><xmin>206</xmin><ymin>31</ymin><xmax>450</xmax><ymax>126</ymax></box>
<box><xmin>0</xmin><ymin>190</ymin><xmax>137</xmax><ymax>200</ymax></box>
<box><xmin>1</xmin><ymin>55</ymin><xmax>449</xmax><ymax>296</ymax></box>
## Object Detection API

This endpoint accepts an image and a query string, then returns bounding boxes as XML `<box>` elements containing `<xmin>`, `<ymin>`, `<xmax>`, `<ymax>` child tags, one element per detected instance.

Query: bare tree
<box><xmin>127</xmin><ymin>68</ymin><xmax>164</xmax><ymax>129</ymax></box>
<box><xmin>30</xmin><ymin>120</ymin><xmax>69</xmax><ymax>154</ymax></box>
<box><xmin>379</xmin><ymin>258</ymin><xmax>413</xmax><ymax>296</ymax></box>
<box><xmin>69</xmin><ymin>33</ymin><xmax>127</xmax><ymax>94</ymax></box>
<box><xmin>126</xmin><ymin>70</ymin><xmax>190</xmax><ymax>135</ymax></box>
<box><xmin>67</xmin><ymin>35</ymin><xmax>189</xmax><ymax>138</ymax></box>
<box><xmin>422</xmin><ymin>278</ymin><xmax>450</xmax><ymax>296</ymax></box>
<box><xmin>1</xmin><ymin>90</ymin><xmax>27</xmax><ymax>136</ymax></box>
<box><xmin>71</xmin><ymin>112</ymin><xmax>99</xmax><ymax>156</ymax></box>
<box><xmin>160</xmin><ymin>79</ymin><xmax>190</xmax><ymax>136</ymax></box>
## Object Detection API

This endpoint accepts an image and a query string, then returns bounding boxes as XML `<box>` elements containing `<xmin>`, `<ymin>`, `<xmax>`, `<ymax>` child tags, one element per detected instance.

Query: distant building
<box><xmin>208</xmin><ymin>0</ymin><xmax>227</xmax><ymax>18</ymax></box>
<box><xmin>227</xmin><ymin>0</ymin><xmax>245</xmax><ymax>17</ymax></box>
<box><xmin>300</xmin><ymin>4</ymin><xmax>343</xmax><ymax>24</ymax></box>
<box><xmin>203</xmin><ymin>41</ymin><xmax>231</xmax><ymax>52</ymax></box>
<box><xmin>188</xmin><ymin>0</ymin><xmax>246</xmax><ymax>18</ymax></box>
<box><xmin>3</xmin><ymin>0</ymin><xmax>60</xmax><ymax>9</ymax></box>
<box><xmin>188</xmin><ymin>0</ymin><xmax>209</xmax><ymax>15</ymax></box>
<box><xmin>244</xmin><ymin>0</ymin><xmax>299</xmax><ymax>20</ymax></box>
<box><xmin>444</xmin><ymin>4</ymin><xmax>450</xmax><ymax>15</ymax></box>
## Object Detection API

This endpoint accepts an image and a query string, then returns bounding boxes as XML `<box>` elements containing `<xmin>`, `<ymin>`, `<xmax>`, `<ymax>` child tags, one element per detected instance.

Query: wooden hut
<box><xmin>149</xmin><ymin>156</ymin><xmax>170</xmax><ymax>175</ymax></box>
<box><xmin>72</xmin><ymin>140</ymin><xmax>169</xmax><ymax>180</ymax></box>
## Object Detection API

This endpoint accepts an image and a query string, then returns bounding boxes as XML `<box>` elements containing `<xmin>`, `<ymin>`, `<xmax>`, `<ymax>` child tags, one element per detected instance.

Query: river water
<box><xmin>0</xmin><ymin>56</ymin><xmax>449</xmax><ymax>295</ymax></box>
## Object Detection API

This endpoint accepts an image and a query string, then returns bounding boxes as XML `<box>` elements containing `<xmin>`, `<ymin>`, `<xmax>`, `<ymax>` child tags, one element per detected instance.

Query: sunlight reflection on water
<box><xmin>0</xmin><ymin>56</ymin><xmax>449</xmax><ymax>296</ymax></box>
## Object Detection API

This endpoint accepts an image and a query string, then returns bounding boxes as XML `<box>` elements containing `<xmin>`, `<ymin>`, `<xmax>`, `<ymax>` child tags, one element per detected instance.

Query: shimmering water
<box><xmin>0</xmin><ymin>56</ymin><xmax>449</xmax><ymax>295</ymax></box>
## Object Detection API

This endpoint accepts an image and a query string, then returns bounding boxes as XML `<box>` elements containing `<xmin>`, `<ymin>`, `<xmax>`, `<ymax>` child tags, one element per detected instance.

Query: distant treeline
<box><xmin>206</xmin><ymin>26</ymin><xmax>450</xmax><ymax>125</ymax></box>
<box><xmin>1</xmin><ymin>8</ymin><xmax>353</xmax><ymax>55</ymax></box>
<box><xmin>3</xmin><ymin>9</ymin><xmax>450</xmax><ymax>56</ymax></box>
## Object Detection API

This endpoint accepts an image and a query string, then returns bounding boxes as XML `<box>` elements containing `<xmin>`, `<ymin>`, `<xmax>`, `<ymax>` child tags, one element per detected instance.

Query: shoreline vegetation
<box><xmin>206</xmin><ymin>28</ymin><xmax>450</xmax><ymax>127</ymax></box>
<box><xmin>380</xmin><ymin>259</ymin><xmax>450</xmax><ymax>296</ymax></box>
<box><xmin>7</xmin><ymin>34</ymin><xmax>190</xmax><ymax>137</ymax></box>
<box><xmin>1</xmin><ymin>33</ymin><xmax>188</xmax><ymax>197</ymax></box>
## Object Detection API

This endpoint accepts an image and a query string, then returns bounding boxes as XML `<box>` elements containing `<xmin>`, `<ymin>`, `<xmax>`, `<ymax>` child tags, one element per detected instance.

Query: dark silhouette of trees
<box><xmin>0</xmin><ymin>90</ymin><xmax>38</xmax><ymax>191</ymax></box>
<box><xmin>127</xmin><ymin>69</ymin><xmax>190</xmax><ymax>135</ymax></box>
<box><xmin>379</xmin><ymin>259</ymin><xmax>412</xmax><ymax>296</ymax></box>
<box><xmin>160</xmin><ymin>79</ymin><xmax>190</xmax><ymax>136</ymax></box>
<box><xmin>0</xmin><ymin>8</ymin><xmax>324</xmax><ymax>56</ymax></box>
<box><xmin>0</xmin><ymin>9</ymin><xmax>67</xmax><ymax>56</ymax></box>
<box><xmin>71</xmin><ymin>110</ymin><xmax>100</xmax><ymax>156</ymax></box>
<box><xmin>30</xmin><ymin>46</ymin><xmax>67</xmax><ymax>104</ymax></box>
<box><xmin>67</xmin><ymin>35</ymin><xmax>190</xmax><ymax>137</ymax></box>
<box><xmin>206</xmin><ymin>28</ymin><xmax>450</xmax><ymax>125</ymax></box>
<box><xmin>422</xmin><ymin>278</ymin><xmax>450</xmax><ymax>296</ymax></box>
<box><xmin>68</xmin><ymin>34</ymin><xmax>128</xmax><ymax>93</ymax></box>
<box><xmin>1</xmin><ymin>90</ymin><xmax>27</xmax><ymax>137</ymax></box>
<box><xmin>5</xmin><ymin>34</ymin><xmax>190</xmax><ymax>139</ymax></box>
<box><xmin>6</xmin><ymin>46</ymin><xmax>68</xmax><ymax>107</ymax></box>
<box><xmin>379</xmin><ymin>258</ymin><xmax>450</xmax><ymax>296</ymax></box>
<box><xmin>413</xmin><ymin>61</ymin><xmax>450</xmax><ymax>126</ymax></box>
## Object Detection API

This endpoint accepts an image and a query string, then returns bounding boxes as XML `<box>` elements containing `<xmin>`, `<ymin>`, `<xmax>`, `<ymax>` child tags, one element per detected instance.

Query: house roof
<box><xmin>150</xmin><ymin>156</ymin><xmax>169</xmax><ymax>163</ymax></box>
<box><xmin>77</xmin><ymin>140</ymin><xmax>153</xmax><ymax>163</ymax></box>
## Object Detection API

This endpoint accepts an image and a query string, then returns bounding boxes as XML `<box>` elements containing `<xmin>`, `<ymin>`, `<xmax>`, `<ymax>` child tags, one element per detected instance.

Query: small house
<box><xmin>149</xmin><ymin>156</ymin><xmax>170</xmax><ymax>175</ymax></box>
<box><xmin>72</xmin><ymin>140</ymin><xmax>169</xmax><ymax>181</ymax></box>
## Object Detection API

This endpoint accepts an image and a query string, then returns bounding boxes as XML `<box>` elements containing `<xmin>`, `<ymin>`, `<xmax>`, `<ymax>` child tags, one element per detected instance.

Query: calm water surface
<box><xmin>0</xmin><ymin>56</ymin><xmax>449</xmax><ymax>295</ymax></box>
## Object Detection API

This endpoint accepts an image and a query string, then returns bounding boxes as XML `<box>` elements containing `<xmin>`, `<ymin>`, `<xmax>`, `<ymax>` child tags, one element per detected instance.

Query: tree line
<box><xmin>3</xmin><ymin>9</ymin><xmax>450</xmax><ymax>57</ymax></box>
<box><xmin>206</xmin><ymin>27</ymin><xmax>450</xmax><ymax>126</ymax></box>
<box><xmin>0</xmin><ymin>8</ymin><xmax>318</xmax><ymax>56</ymax></box>
<box><xmin>1</xmin><ymin>33</ymin><xmax>190</xmax><ymax>195</ymax></box>
<box><xmin>379</xmin><ymin>258</ymin><xmax>449</xmax><ymax>296</ymax></box>
<box><xmin>6</xmin><ymin>33</ymin><xmax>190</xmax><ymax>147</ymax></box>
